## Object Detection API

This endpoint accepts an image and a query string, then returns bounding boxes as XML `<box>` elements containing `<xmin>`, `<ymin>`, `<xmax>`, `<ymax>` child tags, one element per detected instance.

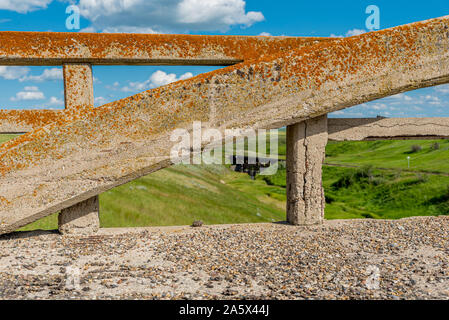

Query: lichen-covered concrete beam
<box><xmin>0</xmin><ymin>16</ymin><xmax>449</xmax><ymax>234</ymax></box>
<box><xmin>0</xmin><ymin>32</ymin><xmax>334</xmax><ymax>66</ymax></box>
<box><xmin>0</xmin><ymin>34</ymin><xmax>333</xmax><ymax>132</ymax></box>
<box><xmin>0</xmin><ymin>109</ymin><xmax>63</xmax><ymax>133</ymax></box>
<box><xmin>328</xmin><ymin>117</ymin><xmax>449</xmax><ymax>141</ymax></box>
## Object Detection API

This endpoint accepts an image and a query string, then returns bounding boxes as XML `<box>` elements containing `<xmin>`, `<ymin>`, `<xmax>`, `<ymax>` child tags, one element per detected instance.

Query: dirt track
<box><xmin>0</xmin><ymin>217</ymin><xmax>448</xmax><ymax>299</ymax></box>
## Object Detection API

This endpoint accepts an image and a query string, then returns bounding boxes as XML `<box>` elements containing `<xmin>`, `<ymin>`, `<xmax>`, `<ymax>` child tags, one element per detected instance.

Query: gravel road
<box><xmin>0</xmin><ymin>216</ymin><xmax>448</xmax><ymax>299</ymax></box>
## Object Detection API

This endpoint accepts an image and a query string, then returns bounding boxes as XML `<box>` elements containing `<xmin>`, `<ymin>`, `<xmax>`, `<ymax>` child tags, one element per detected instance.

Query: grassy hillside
<box><xmin>262</xmin><ymin>138</ymin><xmax>449</xmax><ymax>220</ymax></box>
<box><xmin>325</xmin><ymin>139</ymin><xmax>449</xmax><ymax>173</ymax></box>
<box><xmin>19</xmin><ymin>164</ymin><xmax>286</xmax><ymax>230</ymax></box>
<box><xmin>1</xmin><ymin>132</ymin><xmax>448</xmax><ymax>231</ymax></box>
<box><xmin>323</xmin><ymin>166</ymin><xmax>449</xmax><ymax>219</ymax></box>
<box><xmin>0</xmin><ymin>134</ymin><xmax>17</xmax><ymax>144</ymax></box>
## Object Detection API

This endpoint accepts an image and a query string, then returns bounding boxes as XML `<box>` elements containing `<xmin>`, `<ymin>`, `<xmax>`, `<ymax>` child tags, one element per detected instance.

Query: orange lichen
<box><xmin>0</xmin><ymin>32</ymin><xmax>334</xmax><ymax>65</ymax></box>
<box><xmin>0</xmin><ymin>109</ymin><xmax>62</xmax><ymax>129</ymax></box>
<box><xmin>0</xmin><ymin>15</ymin><xmax>448</xmax><ymax>181</ymax></box>
<box><xmin>0</xmin><ymin>196</ymin><xmax>10</xmax><ymax>205</ymax></box>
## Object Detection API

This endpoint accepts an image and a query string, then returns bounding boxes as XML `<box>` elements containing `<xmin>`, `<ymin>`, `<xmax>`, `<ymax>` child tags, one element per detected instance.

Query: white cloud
<box><xmin>258</xmin><ymin>32</ymin><xmax>271</xmax><ymax>36</ymax></box>
<box><xmin>122</xmin><ymin>70</ymin><xmax>193</xmax><ymax>92</ymax></box>
<box><xmin>424</xmin><ymin>95</ymin><xmax>441</xmax><ymax>105</ymax></box>
<box><xmin>78</xmin><ymin>0</ymin><xmax>264</xmax><ymax>33</ymax></box>
<box><xmin>48</xmin><ymin>96</ymin><xmax>64</xmax><ymax>106</ymax></box>
<box><xmin>176</xmin><ymin>0</ymin><xmax>263</xmax><ymax>29</ymax></box>
<box><xmin>367</xmin><ymin>103</ymin><xmax>388</xmax><ymax>110</ymax></box>
<box><xmin>0</xmin><ymin>66</ymin><xmax>30</xmax><ymax>80</ymax></box>
<box><xmin>79</xmin><ymin>26</ymin><xmax>97</xmax><ymax>33</ymax></box>
<box><xmin>390</xmin><ymin>93</ymin><xmax>412</xmax><ymax>101</ymax></box>
<box><xmin>334</xmin><ymin>88</ymin><xmax>449</xmax><ymax>118</ymax></box>
<box><xmin>94</xmin><ymin>96</ymin><xmax>108</xmax><ymax>106</ymax></box>
<box><xmin>19</xmin><ymin>67</ymin><xmax>62</xmax><ymax>82</ymax></box>
<box><xmin>0</xmin><ymin>66</ymin><xmax>63</xmax><ymax>83</ymax></box>
<box><xmin>105</xmin><ymin>81</ymin><xmax>121</xmax><ymax>91</ymax></box>
<box><xmin>330</xmin><ymin>28</ymin><xmax>367</xmax><ymax>38</ymax></box>
<box><xmin>0</xmin><ymin>0</ymin><xmax>52</xmax><ymax>13</ymax></box>
<box><xmin>11</xmin><ymin>86</ymin><xmax>45</xmax><ymax>101</ymax></box>
<box><xmin>1</xmin><ymin>0</ymin><xmax>264</xmax><ymax>33</ymax></box>
<box><xmin>100</xmin><ymin>26</ymin><xmax>158</xmax><ymax>34</ymax></box>
<box><xmin>345</xmin><ymin>29</ymin><xmax>366</xmax><ymax>37</ymax></box>
<box><xmin>435</xmin><ymin>84</ymin><xmax>449</xmax><ymax>94</ymax></box>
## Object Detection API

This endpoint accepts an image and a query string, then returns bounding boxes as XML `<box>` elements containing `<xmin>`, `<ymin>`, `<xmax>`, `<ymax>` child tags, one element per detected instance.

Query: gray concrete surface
<box><xmin>286</xmin><ymin>116</ymin><xmax>327</xmax><ymax>225</ymax></box>
<box><xmin>0</xmin><ymin>217</ymin><xmax>447</xmax><ymax>299</ymax></box>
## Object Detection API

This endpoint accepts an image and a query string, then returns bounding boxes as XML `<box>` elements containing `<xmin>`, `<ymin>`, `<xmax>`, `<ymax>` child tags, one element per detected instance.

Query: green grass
<box><xmin>19</xmin><ymin>164</ymin><xmax>285</xmax><ymax>231</ymax></box>
<box><xmin>2</xmin><ymin>132</ymin><xmax>449</xmax><ymax>231</ymax></box>
<box><xmin>322</xmin><ymin>166</ymin><xmax>449</xmax><ymax>219</ymax></box>
<box><xmin>259</xmin><ymin>138</ymin><xmax>449</xmax><ymax>220</ymax></box>
<box><xmin>0</xmin><ymin>134</ymin><xmax>18</xmax><ymax>144</ymax></box>
<box><xmin>326</xmin><ymin>139</ymin><xmax>449</xmax><ymax>173</ymax></box>
<box><xmin>261</xmin><ymin>164</ymin><xmax>449</xmax><ymax>220</ymax></box>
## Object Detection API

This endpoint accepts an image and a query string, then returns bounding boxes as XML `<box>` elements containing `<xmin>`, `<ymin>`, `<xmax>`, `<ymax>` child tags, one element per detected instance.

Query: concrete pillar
<box><xmin>59</xmin><ymin>63</ymin><xmax>100</xmax><ymax>235</ymax></box>
<box><xmin>286</xmin><ymin>115</ymin><xmax>328</xmax><ymax>225</ymax></box>
<box><xmin>58</xmin><ymin>196</ymin><xmax>100</xmax><ymax>235</ymax></box>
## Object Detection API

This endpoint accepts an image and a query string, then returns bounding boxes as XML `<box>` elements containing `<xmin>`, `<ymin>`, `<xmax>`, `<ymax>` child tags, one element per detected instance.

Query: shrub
<box><xmin>331</xmin><ymin>173</ymin><xmax>354</xmax><ymax>189</ymax></box>
<box><xmin>410</xmin><ymin>145</ymin><xmax>422</xmax><ymax>153</ymax></box>
<box><xmin>370</xmin><ymin>177</ymin><xmax>386</xmax><ymax>186</ymax></box>
<box><xmin>431</xmin><ymin>142</ymin><xmax>440</xmax><ymax>150</ymax></box>
<box><xmin>356</xmin><ymin>165</ymin><xmax>374</xmax><ymax>179</ymax></box>
<box><xmin>416</xmin><ymin>174</ymin><xmax>429</xmax><ymax>183</ymax></box>
<box><xmin>325</xmin><ymin>194</ymin><xmax>335</xmax><ymax>204</ymax></box>
<box><xmin>331</xmin><ymin>165</ymin><xmax>378</xmax><ymax>190</ymax></box>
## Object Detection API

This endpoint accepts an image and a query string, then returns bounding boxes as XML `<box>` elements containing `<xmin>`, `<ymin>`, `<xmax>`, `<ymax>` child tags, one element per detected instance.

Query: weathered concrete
<box><xmin>328</xmin><ymin>117</ymin><xmax>449</xmax><ymax>141</ymax></box>
<box><xmin>1</xmin><ymin>217</ymin><xmax>448</xmax><ymax>299</ymax></box>
<box><xmin>58</xmin><ymin>63</ymin><xmax>99</xmax><ymax>235</ymax></box>
<box><xmin>58</xmin><ymin>196</ymin><xmax>99</xmax><ymax>235</ymax></box>
<box><xmin>1</xmin><ymin>16</ymin><xmax>449</xmax><ymax>234</ymax></box>
<box><xmin>0</xmin><ymin>110</ymin><xmax>62</xmax><ymax>133</ymax></box>
<box><xmin>0</xmin><ymin>32</ymin><xmax>333</xmax><ymax>66</ymax></box>
<box><xmin>0</xmin><ymin>65</ymin><xmax>95</xmax><ymax>133</ymax></box>
<box><xmin>62</xmin><ymin>64</ymin><xmax>94</xmax><ymax>110</ymax></box>
<box><xmin>0</xmin><ymin>35</ymin><xmax>334</xmax><ymax>133</ymax></box>
<box><xmin>286</xmin><ymin>116</ymin><xmax>327</xmax><ymax>225</ymax></box>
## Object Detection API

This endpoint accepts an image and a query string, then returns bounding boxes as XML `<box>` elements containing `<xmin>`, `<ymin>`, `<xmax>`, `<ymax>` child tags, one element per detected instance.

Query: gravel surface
<box><xmin>0</xmin><ymin>216</ymin><xmax>448</xmax><ymax>300</ymax></box>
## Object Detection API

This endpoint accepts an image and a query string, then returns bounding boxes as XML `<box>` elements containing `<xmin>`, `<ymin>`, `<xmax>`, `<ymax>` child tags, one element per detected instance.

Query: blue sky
<box><xmin>0</xmin><ymin>0</ymin><xmax>448</xmax><ymax>117</ymax></box>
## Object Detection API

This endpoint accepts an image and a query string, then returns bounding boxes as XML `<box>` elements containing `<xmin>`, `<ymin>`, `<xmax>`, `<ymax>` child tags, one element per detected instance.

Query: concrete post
<box><xmin>58</xmin><ymin>63</ymin><xmax>100</xmax><ymax>235</ymax></box>
<box><xmin>58</xmin><ymin>196</ymin><xmax>100</xmax><ymax>235</ymax></box>
<box><xmin>286</xmin><ymin>115</ymin><xmax>328</xmax><ymax>225</ymax></box>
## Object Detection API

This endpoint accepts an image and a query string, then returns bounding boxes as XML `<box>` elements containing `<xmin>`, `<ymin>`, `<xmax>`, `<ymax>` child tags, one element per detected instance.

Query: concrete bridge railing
<box><xmin>0</xmin><ymin>33</ymin><xmax>332</xmax><ymax>234</ymax></box>
<box><xmin>0</xmin><ymin>16</ymin><xmax>449</xmax><ymax>235</ymax></box>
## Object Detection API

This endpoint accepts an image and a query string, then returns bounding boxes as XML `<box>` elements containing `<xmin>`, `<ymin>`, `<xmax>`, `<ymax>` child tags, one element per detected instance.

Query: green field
<box><xmin>326</xmin><ymin>139</ymin><xmax>449</xmax><ymax>173</ymax></box>
<box><xmin>21</xmin><ymin>164</ymin><xmax>286</xmax><ymax>230</ymax></box>
<box><xmin>1</xmin><ymin>132</ymin><xmax>448</xmax><ymax>230</ymax></box>
<box><xmin>262</xmin><ymin>138</ymin><xmax>449</xmax><ymax>220</ymax></box>
<box><xmin>0</xmin><ymin>134</ymin><xmax>18</xmax><ymax>144</ymax></box>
